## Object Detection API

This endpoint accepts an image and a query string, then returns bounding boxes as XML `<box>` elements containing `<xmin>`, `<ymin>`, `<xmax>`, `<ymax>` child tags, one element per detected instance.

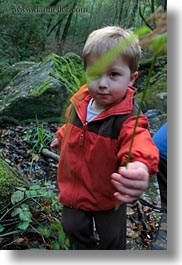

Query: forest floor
<box><xmin>0</xmin><ymin>121</ymin><xmax>163</xmax><ymax>250</ymax></box>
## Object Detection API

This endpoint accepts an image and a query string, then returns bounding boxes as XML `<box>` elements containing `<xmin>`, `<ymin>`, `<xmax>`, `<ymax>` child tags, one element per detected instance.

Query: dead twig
<box><xmin>41</xmin><ymin>148</ymin><xmax>59</xmax><ymax>162</ymax></box>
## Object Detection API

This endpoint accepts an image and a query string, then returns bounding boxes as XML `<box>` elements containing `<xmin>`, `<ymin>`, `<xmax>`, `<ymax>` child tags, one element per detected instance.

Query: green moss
<box><xmin>149</xmin><ymin>64</ymin><xmax>167</xmax><ymax>92</ymax></box>
<box><xmin>139</xmin><ymin>58</ymin><xmax>153</xmax><ymax>67</ymax></box>
<box><xmin>31</xmin><ymin>79</ymin><xmax>51</xmax><ymax>96</ymax></box>
<box><xmin>31</xmin><ymin>52</ymin><xmax>84</xmax><ymax>97</ymax></box>
<box><xmin>0</xmin><ymin>158</ymin><xmax>26</xmax><ymax>208</ymax></box>
<box><xmin>54</xmin><ymin>53</ymin><xmax>84</xmax><ymax>89</ymax></box>
<box><xmin>42</xmin><ymin>53</ymin><xmax>60</xmax><ymax>64</ymax></box>
<box><xmin>135</xmin><ymin>55</ymin><xmax>167</xmax><ymax>112</ymax></box>
<box><xmin>139</xmin><ymin>55</ymin><xmax>167</xmax><ymax>68</ymax></box>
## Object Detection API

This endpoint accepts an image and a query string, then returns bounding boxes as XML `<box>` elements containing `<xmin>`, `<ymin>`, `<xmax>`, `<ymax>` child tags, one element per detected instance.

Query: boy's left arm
<box><xmin>111</xmin><ymin>115</ymin><xmax>159</xmax><ymax>203</ymax></box>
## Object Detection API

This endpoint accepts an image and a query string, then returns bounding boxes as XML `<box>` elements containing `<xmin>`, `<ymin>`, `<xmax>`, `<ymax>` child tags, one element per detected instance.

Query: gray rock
<box><xmin>0</xmin><ymin>53</ymin><xmax>85</xmax><ymax>122</ymax></box>
<box><xmin>148</xmin><ymin>114</ymin><xmax>167</xmax><ymax>136</ymax></box>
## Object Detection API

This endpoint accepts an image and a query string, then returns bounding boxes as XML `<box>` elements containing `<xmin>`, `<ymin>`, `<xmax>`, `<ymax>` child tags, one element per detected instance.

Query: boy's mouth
<box><xmin>98</xmin><ymin>93</ymin><xmax>110</xmax><ymax>96</ymax></box>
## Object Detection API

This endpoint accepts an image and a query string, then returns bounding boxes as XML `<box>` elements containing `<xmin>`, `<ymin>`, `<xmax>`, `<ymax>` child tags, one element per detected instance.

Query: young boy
<box><xmin>50</xmin><ymin>26</ymin><xmax>159</xmax><ymax>250</ymax></box>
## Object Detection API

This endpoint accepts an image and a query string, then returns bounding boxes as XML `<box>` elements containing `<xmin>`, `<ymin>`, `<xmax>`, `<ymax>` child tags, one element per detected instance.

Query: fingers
<box><xmin>118</xmin><ymin>165</ymin><xmax>149</xmax><ymax>181</ymax></box>
<box><xmin>113</xmin><ymin>192</ymin><xmax>138</xmax><ymax>203</ymax></box>
<box><xmin>111</xmin><ymin>178</ymin><xmax>144</xmax><ymax>198</ymax></box>
<box><xmin>111</xmin><ymin>172</ymin><xmax>149</xmax><ymax>191</ymax></box>
<box><xmin>50</xmin><ymin>141</ymin><xmax>56</xmax><ymax>149</ymax></box>
<box><xmin>50</xmin><ymin>138</ymin><xmax>60</xmax><ymax>150</ymax></box>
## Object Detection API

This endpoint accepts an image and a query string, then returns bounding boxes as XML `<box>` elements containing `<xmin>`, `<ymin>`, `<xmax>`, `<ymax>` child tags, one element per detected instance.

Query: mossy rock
<box><xmin>0</xmin><ymin>52</ymin><xmax>85</xmax><ymax>122</ymax></box>
<box><xmin>135</xmin><ymin>56</ymin><xmax>167</xmax><ymax>113</ymax></box>
<box><xmin>0</xmin><ymin>158</ymin><xmax>27</xmax><ymax>209</ymax></box>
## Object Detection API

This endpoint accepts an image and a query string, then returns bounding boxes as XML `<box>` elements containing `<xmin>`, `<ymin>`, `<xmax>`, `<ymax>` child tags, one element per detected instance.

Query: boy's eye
<box><xmin>110</xmin><ymin>72</ymin><xmax>119</xmax><ymax>77</ymax></box>
<box><xmin>86</xmin><ymin>73</ymin><xmax>99</xmax><ymax>82</ymax></box>
<box><xmin>86</xmin><ymin>69</ymin><xmax>100</xmax><ymax>81</ymax></box>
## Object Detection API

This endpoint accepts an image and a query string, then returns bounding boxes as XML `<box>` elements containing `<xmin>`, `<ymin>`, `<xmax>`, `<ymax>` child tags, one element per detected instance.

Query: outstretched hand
<box><xmin>111</xmin><ymin>161</ymin><xmax>150</xmax><ymax>203</ymax></box>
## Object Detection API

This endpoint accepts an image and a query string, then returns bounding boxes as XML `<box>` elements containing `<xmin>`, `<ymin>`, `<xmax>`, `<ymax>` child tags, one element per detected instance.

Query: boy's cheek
<box><xmin>88</xmin><ymin>85</ymin><xmax>97</xmax><ymax>96</ymax></box>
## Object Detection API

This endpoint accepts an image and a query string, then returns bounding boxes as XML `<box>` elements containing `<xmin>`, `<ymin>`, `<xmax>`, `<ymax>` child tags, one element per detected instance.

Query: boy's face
<box><xmin>86</xmin><ymin>56</ymin><xmax>138</xmax><ymax>110</ymax></box>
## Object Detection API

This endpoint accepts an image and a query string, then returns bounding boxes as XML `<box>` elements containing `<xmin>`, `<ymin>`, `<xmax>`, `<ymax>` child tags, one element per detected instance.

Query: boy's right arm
<box><xmin>50</xmin><ymin>104</ymin><xmax>72</xmax><ymax>150</ymax></box>
<box><xmin>50</xmin><ymin>137</ymin><xmax>61</xmax><ymax>150</ymax></box>
<box><xmin>50</xmin><ymin>124</ymin><xmax>66</xmax><ymax>150</ymax></box>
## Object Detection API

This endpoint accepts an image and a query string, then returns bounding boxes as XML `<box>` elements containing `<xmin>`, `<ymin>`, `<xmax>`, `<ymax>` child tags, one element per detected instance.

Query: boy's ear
<box><xmin>129</xmin><ymin>71</ymin><xmax>138</xmax><ymax>86</ymax></box>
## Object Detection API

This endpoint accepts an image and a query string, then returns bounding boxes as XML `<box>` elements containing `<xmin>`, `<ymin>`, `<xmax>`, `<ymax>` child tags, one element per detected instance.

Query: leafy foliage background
<box><xmin>0</xmin><ymin>0</ymin><xmax>166</xmax><ymax>66</ymax></box>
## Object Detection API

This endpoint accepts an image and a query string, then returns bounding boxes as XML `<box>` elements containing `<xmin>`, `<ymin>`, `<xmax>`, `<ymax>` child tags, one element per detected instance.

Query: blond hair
<box><xmin>83</xmin><ymin>26</ymin><xmax>141</xmax><ymax>73</ymax></box>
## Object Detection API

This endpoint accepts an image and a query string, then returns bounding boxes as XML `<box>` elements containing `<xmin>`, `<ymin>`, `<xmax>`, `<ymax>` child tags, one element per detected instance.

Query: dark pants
<box><xmin>62</xmin><ymin>204</ymin><xmax>126</xmax><ymax>250</ymax></box>
<box><xmin>157</xmin><ymin>158</ymin><xmax>167</xmax><ymax>213</ymax></box>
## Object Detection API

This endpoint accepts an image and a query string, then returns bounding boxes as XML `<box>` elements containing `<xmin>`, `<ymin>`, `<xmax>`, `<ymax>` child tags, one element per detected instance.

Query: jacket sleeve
<box><xmin>117</xmin><ymin>115</ymin><xmax>159</xmax><ymax>177</ymax></box>
<box><xmin>56</xmin><ymin>124</ymin><xmax>66</xmax><ymax>144</ymax></box>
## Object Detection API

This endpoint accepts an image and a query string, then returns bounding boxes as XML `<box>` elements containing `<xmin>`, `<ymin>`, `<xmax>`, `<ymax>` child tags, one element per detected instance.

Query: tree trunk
<box><xmin>128</xmin><ymin>0</ymin><xmax>139</xmax><ymax>28</ymax></box>
<box><xmin>60</xmin><ymin>0</ymin><xmax>78</xmax><ymax>54</ymax></box>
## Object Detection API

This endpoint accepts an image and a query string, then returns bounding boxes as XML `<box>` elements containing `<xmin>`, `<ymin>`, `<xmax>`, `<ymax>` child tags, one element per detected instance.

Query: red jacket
<box><xmin>56</xmin><ymin>84</ymin><xmax>159</xmax><ymax>211</ymax></box>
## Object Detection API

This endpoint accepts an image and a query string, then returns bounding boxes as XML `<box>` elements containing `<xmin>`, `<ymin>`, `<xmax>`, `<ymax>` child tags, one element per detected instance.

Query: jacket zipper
<box><xmin>70</xmin><ymin>122</ymin><xmax>88</xmax><ymax>207</ymax></box>
<box><xmin>79</xmin><ymin>122</ymin><xmax>88</xmax><ymax>146</ymax></box>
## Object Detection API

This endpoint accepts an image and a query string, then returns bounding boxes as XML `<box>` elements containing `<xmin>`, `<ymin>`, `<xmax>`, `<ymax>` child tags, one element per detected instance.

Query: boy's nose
<box><xmin>98</xmin><ymin>76</ymin><xmax>108</xmax><ymax>89</ymax></box>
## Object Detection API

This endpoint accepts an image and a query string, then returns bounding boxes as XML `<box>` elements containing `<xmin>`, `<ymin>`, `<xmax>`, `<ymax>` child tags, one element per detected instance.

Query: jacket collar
<box><xmin>70</xmin><ymin>84</ymin><xmax>136</xmax><ymax>123</ymax></box>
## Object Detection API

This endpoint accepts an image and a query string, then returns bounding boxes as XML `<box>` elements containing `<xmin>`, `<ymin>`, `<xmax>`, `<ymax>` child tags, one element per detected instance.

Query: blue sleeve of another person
<box><xmin>153</xmin><ymin>123</ymin><xmax>167</xmax><ymax>161</ymax></box>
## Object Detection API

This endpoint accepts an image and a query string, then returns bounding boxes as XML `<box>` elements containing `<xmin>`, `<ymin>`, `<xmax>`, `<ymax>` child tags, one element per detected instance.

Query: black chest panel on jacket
<box><xmin>68</xmin><ymin>103</ymin><xmax>139</xmax><ymax>139</ymax></box>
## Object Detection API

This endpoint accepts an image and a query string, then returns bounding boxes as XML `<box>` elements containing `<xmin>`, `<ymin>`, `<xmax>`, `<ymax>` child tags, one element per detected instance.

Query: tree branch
<box><xmin>41</xmin><ymin>148</ymin><xmax>59</xmax><ymax>162</ymax></box>
<box><xmin>139</xmin><ymin>6</ymin><xmax>153</xmax><ymax>31</ymax></box>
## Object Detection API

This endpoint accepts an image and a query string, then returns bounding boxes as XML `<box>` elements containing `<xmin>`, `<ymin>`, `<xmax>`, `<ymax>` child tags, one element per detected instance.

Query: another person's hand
<box><xmin>111</xmin><ymin>161</ymin><xmax>149</xmax><ymax>203</ymax></box>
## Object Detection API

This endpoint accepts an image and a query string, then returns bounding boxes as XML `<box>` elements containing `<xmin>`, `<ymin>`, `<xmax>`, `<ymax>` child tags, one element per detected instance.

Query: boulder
<box><xmin>148</xmin><ymin>114</ymin><xmax>167</xmax><ymax>136</ymax></box>
<box><xmin>135</xmin><ymin>56</ymin><xmax>167</xmax><ymax>113</ymax></box>
<box><xmin>0</xmin><ymin>158</ymin><xmax>27</xmax><ymax>209</ymax></box>
<box><xmin>0</xmin><ymin>53</ymin><xmax>85</xmax><ymax>122</ymax></box>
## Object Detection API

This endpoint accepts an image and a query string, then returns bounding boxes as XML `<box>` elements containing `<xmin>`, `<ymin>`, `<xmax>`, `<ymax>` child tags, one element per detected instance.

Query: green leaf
<box><xmin>11</xmin><ymin>207</ymin><xmax>22</xmax><ymax>217</ymax></box>
<box><xmin>16</xmin><ymin>187</ymin><xmax>27</xmax><ymax>192</ymax></box>
<box><xmin>25</xmin><ymin>190</ymin><xmax>38</xmax><ymax>197</ymax></box>
<box><xmin>30</xmin><ymin>184</ymin><xmax>40</xmax><ymax>190</ymax></box>
<box><xmin>150</xmin><ymin>33</ymin><xmax>167</xmax><ymax>55</ymax></box>
<box><xmin>11</xmin><ymin>190</ymin><xmax>25</xmax><ymax>205</ymax></box>
<box><xmin>0</xmin><ymin>224</ymin><xmax>5</xmax><ymax>233</ymax></box>
<box><xmin>51</xmin><ymin>241</ymin><xmax>60</xmax><ymax>250</ymax></box>
<box><xmin>40</xmin><ymin>226</ymin><xmax>51</xmax><ymax>239</ymax></box>
<box><xmin>19</xmin><ymin>211</ymin><xmax>32</xmax><ymax>222</ymax></box>
<box><xmin>38</xmin><ymin>189</ymin><xmax>48</xmax><ymax>196</ymax></box>
<box><xmin>134</xmin><ymin>26</ymin><xmax>151</xmax><ymax>37</ymax></box>
<box><xmin>58</xmin><ymin>229</ymin><xmax>66</xmax><ymax>243</ymax></box>
<box><xmin>21</xmin><ymin>203</ymin><xmax>30</xmax><ymax>211</ymax></box>
<box><xmin>18</xmin><ymin>221</ymin><xmax>30</xmax><ymax>230</ymax></box>
<box><xmin>65</xmin><ymin>238</ymin><xmax>70</xmax><ymax>248</ymax></box>
<box><xmin>51</xmin><ymin>222</ymin><xmax>62</xmax><ymax>231</ymax></box>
